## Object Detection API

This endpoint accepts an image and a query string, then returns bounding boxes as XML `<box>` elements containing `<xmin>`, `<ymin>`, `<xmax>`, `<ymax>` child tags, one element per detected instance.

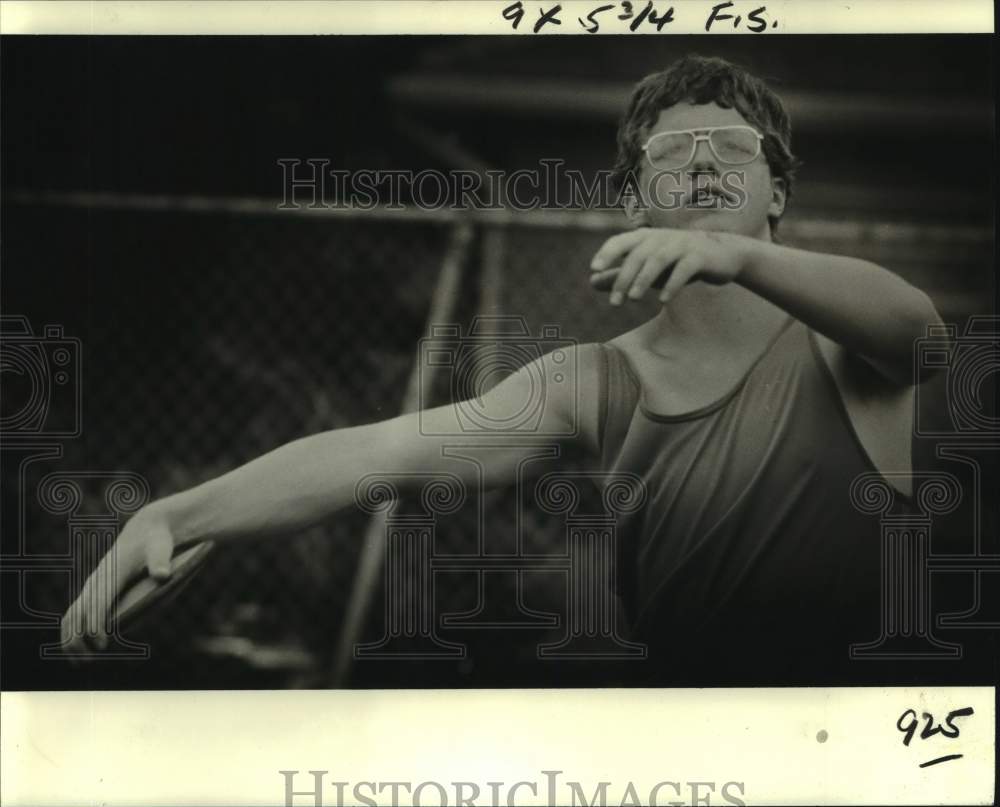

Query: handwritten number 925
<box><xmin>896</xmin><ymin>706</ymin><xmax>974</xmax><ymax>747</ymax></box>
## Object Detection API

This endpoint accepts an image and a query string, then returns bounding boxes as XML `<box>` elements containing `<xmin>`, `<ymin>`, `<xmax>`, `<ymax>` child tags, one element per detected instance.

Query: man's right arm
<box><xmin>164</xmin><ymin>342</ymin><xmax>599</xmax><ymax>545</ymax></box>
<box><xmin>61</xmin><ymin>344</ymin><xmax>602</xmax><ymax>647</ymax></box>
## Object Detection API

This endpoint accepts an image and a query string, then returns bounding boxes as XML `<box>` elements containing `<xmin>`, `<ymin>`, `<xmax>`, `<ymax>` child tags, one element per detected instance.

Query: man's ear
<box><xmin>768</xmin><ymin>176</ymin><xmax>787</xmax><ymax>220</ymax></box>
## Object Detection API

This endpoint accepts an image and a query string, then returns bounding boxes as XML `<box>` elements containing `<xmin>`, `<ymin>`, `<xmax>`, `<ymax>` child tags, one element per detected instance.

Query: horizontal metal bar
<box><xmin>9</xmin><ymin>189</ymin><xmax>993</xmax><ymax>244</ymax></box>
<box><xmin>387</xmin><ymin>75</ymin><xmax>993</xmax><ymax>134</ymax></box>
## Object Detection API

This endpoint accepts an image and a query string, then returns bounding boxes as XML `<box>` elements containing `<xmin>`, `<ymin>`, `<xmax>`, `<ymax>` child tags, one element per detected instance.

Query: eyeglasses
<box><xmin>642</xmin><ymin>125</ymin><xmax>763</xmax><ymax>171</ymax></box>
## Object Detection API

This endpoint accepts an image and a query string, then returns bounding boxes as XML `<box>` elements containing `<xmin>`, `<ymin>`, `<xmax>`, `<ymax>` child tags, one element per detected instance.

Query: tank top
<box><xmin>597</xmin><ymin>318</ymin><xmax>907</xmax><ymax>684</ymax></box>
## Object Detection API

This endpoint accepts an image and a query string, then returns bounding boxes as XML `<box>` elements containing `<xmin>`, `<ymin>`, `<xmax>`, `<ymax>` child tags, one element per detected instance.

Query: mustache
<box><xmin>644</xmin><ymin>169</ymin><xmax>748</xmax><ymax>206</ymax></box>
<box><xmin>684</xmin><ymin>172</ymin><xmax>743</xmax><ymax>206</ymax></box>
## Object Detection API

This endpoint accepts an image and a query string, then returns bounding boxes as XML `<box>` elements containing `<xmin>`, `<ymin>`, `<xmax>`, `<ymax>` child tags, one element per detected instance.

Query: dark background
<box><xmin>2</xmin><ymin>35</ymin><xmax>996</xmax><ymax>223</ymax></box>
<box><xmin>2</xmin><ymin>35</ymin><xmax>996</xmax><ymax>690</ymax></box>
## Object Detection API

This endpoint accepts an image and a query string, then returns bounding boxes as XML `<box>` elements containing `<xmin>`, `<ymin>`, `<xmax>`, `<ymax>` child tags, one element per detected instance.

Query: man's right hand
<box><xmin>60</xmin><ymin>504</ymin><xmax>176</xmax><ymax>652</ymax></box>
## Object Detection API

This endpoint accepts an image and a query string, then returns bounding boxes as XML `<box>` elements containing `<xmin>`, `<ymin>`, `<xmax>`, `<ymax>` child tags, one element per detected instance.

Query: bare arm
<box><xmin>61</xmin><ymin>345</ymin><xmax>599</xmax><ymax>646</ymax></box>
<box><xmin>160</xmin><ymin>410</ymin><xmax>564</xmax><ymax>545</ymax></box>
<box><xmin>736</xmin><ymin>238</ymin><xmax>942</xmax><ymax>386</ymax></box>
<box><xmin>591</xmin><ymin>227</ymin><xmax>943</xmax><ymax>387</ymax></box>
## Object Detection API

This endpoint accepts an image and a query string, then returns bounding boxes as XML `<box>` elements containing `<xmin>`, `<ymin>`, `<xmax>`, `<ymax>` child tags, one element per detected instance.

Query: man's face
<box><xmin>633</xmin><ymin>102</ymin><xmax>783</xmax><ymax>238</ymax></box>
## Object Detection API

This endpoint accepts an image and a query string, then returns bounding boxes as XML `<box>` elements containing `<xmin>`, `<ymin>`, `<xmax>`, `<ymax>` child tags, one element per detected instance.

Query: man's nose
<box><xmin>689</xmin><ymin>137</ymin><xmax>719</xmax><ymax>173</ymax></box>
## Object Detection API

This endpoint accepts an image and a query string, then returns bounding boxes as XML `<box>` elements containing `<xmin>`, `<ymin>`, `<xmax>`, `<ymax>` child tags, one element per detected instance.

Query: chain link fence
<box><xmin>2</xmin><ymin>194</ymin><xmax>993</xmax><ymax>688</ymax></box>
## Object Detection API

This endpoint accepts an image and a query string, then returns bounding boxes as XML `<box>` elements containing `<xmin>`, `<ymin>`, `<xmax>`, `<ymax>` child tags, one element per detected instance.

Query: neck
<box><xmin>644</xmin><ymin>221</ymin><xmax>787</xmax><ymax>353</ymax></box>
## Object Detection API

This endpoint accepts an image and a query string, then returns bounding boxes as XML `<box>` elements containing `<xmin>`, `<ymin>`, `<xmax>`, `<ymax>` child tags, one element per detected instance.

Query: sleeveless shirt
<box><xmin>597</xmin><ymin>318</ymin><xmax>905</xmax><ymax>684</ymax></box>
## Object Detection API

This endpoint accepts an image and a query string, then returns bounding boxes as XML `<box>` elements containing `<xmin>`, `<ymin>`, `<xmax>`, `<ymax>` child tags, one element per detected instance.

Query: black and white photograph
<box><xmin>1</xmin><ymin>2</ymin><xmax>997</xmax><ymax>804</ymax></box>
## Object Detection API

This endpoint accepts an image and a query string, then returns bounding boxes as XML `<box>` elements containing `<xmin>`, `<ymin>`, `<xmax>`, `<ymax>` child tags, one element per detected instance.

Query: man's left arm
<box><xmin>590</xmin><ymin>227</ymin><xmax>943</xmax><ymax>388</ymax></box>
<box><xmin>735</xmin><ymin>237</ymin><xmax>943</xmax><ymax>386</ymax></box>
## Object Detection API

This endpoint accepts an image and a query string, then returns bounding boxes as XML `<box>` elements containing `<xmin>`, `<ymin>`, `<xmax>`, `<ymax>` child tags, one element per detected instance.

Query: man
<box><xmin>62</xmin><ymin>55</ymin><xmax>941</xmax><ymax>684</ymax></box>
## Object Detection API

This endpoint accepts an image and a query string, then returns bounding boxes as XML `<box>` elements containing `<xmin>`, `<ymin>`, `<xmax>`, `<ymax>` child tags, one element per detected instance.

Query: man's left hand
<box><xmin>589</xmin><ymin>227</ymin><xmax>751</xmax><ymax>305</ymax></box>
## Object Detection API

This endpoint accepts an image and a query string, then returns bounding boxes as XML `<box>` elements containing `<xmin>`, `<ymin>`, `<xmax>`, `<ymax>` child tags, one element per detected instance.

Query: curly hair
<box><xmin>613</xmin><ymin>55</ymin><xmax>802</xmax><ymax>234</ymax></box>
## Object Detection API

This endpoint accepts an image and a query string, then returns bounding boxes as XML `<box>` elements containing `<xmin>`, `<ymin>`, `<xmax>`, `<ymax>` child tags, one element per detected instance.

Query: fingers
<box><xmin>59</xmin><ymin>516</ymin><xmax>172</xmax><ymax>655</ymax></box>
<box><xmin>589</xmin><ymin>229</ymin><xmax>701</xmax><ymax>306</ymax></box>
<box><xmin>146</xmin><ymin>536</ymin><xmax>174</xmax><ymax>583</ymax></box>
<box><xmin>629</xmin><ymin>244</ymin><xmax>683</xmax><ymax>300</ymax></box>
<box><xmin>61</xmin><ymin>596</ymin><xmax>84</xmax><ymax>652</ymax></box>
<box><xmin>659</xmin><ymin>253</ymin><xmax>702</xmax><ymax>303</ymax></box>
<box><xmin>588</xmin><ymin>267</ymin><xmax>618</xmax><ymax>291</ymax></box>
<box><xmin>589</xmin><ymin>249</ymin><xmax>682</xmax><ymax>303</ymax></box>
<box><xmin>79</xmin><ymin>552</ymin><xmax>119</xmax><ymax>650</ymax></box>
<box><xmin>609</xmin><ymin>242</ymin><xmax>653</xmax><ymax>306</ymax></box>
<box><xmin>61</xmin><ymin>565</ymin><xmax>111</xmax><ymax>653</ymax></box>
<box><xmin>590</xmin><ymin>229</ymin><xmax>649</xmax><ymax>272</ymax></box>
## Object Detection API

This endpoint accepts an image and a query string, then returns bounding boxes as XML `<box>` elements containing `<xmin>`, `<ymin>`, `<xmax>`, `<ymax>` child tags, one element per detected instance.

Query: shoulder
<box><xmin>531</xmin><ymin>342</ymin><xmax>612</xmax><ymax>457</ymax></box>
<box><xmin>606</xmin><ymin>322</ymin><xmax>649</xmax><ymax>354</ymax></box>
<box><xmin>540</xmin><ymin>341</ymin><xmax>605</xmax><ymax>373</ymax></box>
<box><xmin>524</xmin><ymin>343</ymin><xmax>606</xmax><ymax>400</ymax></box>
<box><xmin>538</xmin><ymin>340</ymin><xmax>607</xmax><ymax>410</ymax></box>
<box><xmin>604</xmin><ymin>325</ymin><xmax>652</xmax><ymax>375</ymax></box>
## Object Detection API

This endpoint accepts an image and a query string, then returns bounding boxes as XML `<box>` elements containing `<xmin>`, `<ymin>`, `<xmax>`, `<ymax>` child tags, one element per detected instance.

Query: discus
<box><xmin>111</xmin><ymin>541</ymin><xmax>216</xmax><ymax>631</ymax></box>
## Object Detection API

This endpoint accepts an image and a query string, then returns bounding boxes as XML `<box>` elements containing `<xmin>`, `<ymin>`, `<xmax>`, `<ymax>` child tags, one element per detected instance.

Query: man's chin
<box><xmin>679</xmin><ymin>210</ymin><xmax>746</xmax><ymax>232</ymax></box>
<box><xmin>661</xmin><ymin>208</ymin><xmax>768</xmax><ymax>238</ymax></box>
